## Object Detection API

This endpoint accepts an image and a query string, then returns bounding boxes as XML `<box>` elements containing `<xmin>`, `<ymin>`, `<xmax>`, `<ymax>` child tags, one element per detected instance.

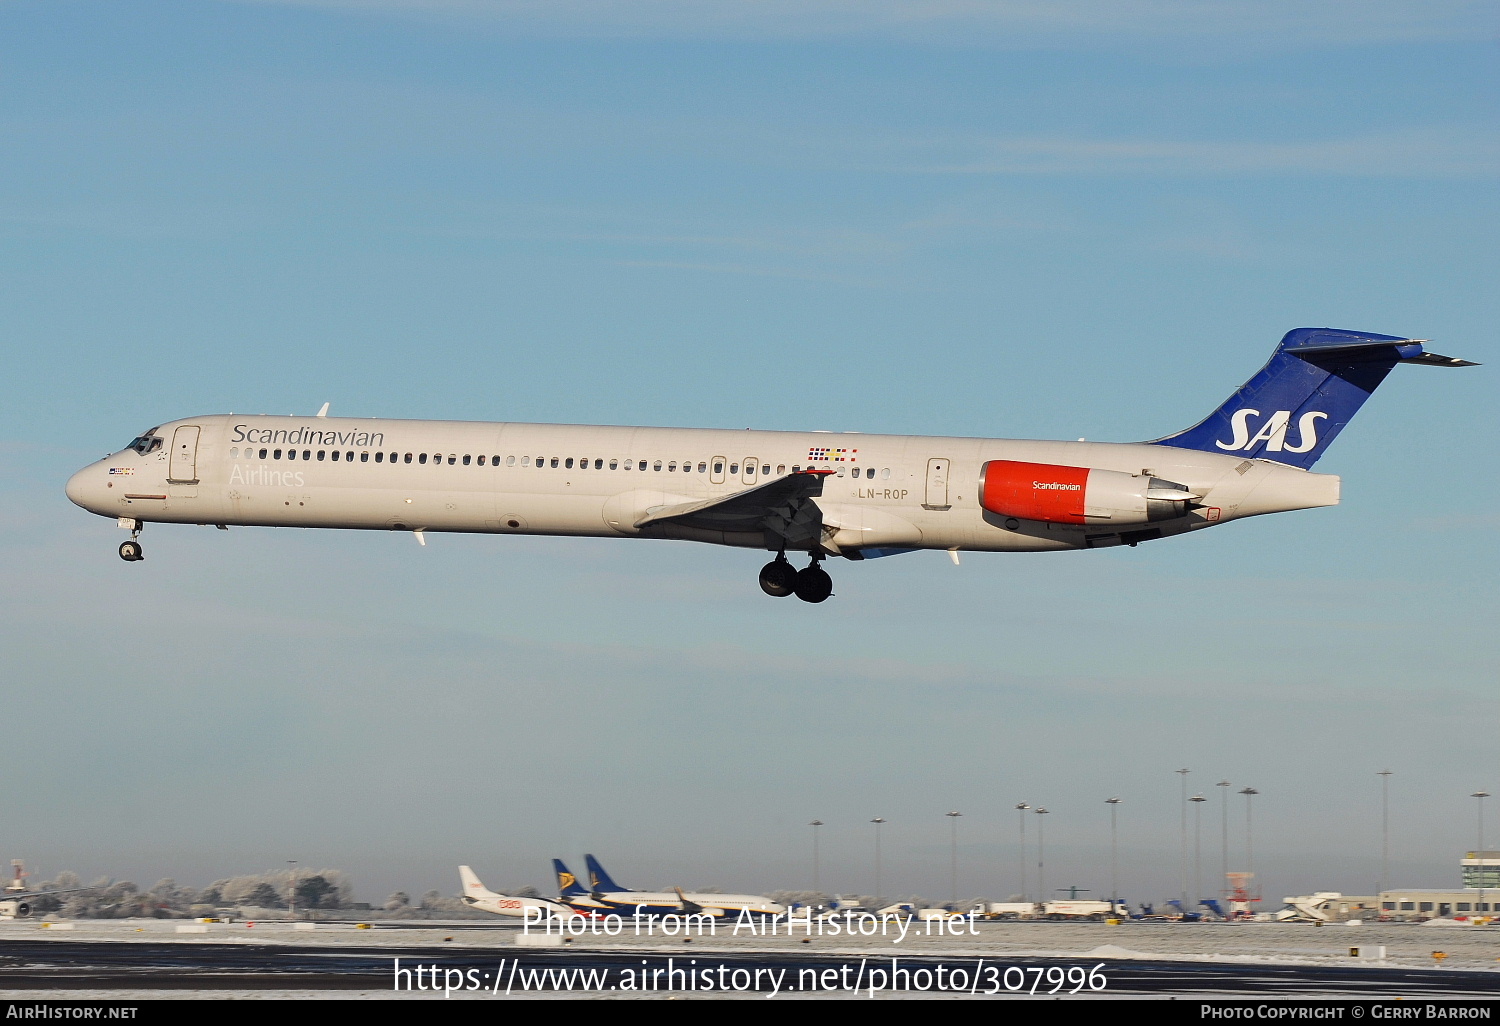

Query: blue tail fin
<box><xmin>553</xmin><ymin>859</ymin><xmax>587</xmax><ymax>898</ymax></box>
<box><xmin>584</xmin><ymin>854</ymin><xmax>627</xmax><ymax>893</ymax></box>
<box><xmin>1153</xmin><ymin>328</ymin><xmax>1475</xmax><ymax>469</ymax></box>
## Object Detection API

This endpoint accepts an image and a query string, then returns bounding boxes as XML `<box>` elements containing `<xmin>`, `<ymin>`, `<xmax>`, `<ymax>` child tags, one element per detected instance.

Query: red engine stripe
<box><xmin>980</xmin><ymin>460</ymin><xmax>1089</xmax><ymax>524</ymax></box>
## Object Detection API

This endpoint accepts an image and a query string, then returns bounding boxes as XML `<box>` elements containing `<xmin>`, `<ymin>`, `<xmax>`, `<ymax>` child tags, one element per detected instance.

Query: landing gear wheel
<box><xmin>119</xmin><ymin>540</ymin><xmax>143</xmax><ymax>562</ymax></box>
<box><xmin>758</xmin><ymin>558</ymin><xmax>798</xmax><ymax>597</ymax></box>
<box><xmin>793</xmin><ymin>565</ymin><xmax>833</xmax><ymax>604</ymax></box>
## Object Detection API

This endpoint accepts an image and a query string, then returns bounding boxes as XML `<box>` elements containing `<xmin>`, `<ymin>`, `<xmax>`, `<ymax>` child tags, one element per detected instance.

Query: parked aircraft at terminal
<box><xmin>65</xmin><ymin>329</ymin><xmax>1474</xmax><ymax>602</ymax></box>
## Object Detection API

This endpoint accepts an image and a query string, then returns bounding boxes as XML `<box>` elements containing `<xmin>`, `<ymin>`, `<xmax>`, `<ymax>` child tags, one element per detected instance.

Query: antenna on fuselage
<box><xmin>316</xmin><ymin>402</ymin><xmax>330</xmax><ymax>418</ymax></box>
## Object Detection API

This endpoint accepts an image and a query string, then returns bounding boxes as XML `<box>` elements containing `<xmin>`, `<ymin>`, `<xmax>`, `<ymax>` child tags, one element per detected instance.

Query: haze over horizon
<box><xmin>1</xmin><ymin>0</ymin><xmax>1495</xmax><ymax>907</ymax></box>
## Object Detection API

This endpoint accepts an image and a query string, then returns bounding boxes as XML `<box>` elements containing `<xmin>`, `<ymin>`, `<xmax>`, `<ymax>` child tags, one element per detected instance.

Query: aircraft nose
<box><xmin>66</xmin><ymin>465</ymin><xmax>96</xmax><ymax>510</ymax></box>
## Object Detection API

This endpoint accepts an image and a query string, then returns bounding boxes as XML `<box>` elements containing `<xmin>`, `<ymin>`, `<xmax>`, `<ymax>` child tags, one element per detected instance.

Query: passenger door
<box><xmin>168</xmin><ymin>425</ymin><xmax>200</xmax><ymax>484</ymax></box>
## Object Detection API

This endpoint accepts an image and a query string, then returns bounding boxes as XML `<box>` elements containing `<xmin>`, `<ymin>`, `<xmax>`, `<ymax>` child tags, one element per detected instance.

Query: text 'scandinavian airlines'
<box><xmin>67</xmin><ymin>329</ymin><xmax>1474</xmax><ymax>602</ymax></box>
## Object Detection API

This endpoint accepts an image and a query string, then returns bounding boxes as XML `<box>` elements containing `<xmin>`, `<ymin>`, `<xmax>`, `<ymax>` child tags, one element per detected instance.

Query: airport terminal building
<box><xmin>1376</xmin><ymin>851</ymin><xmax>1500</xmax><ymax>921</ymax></box>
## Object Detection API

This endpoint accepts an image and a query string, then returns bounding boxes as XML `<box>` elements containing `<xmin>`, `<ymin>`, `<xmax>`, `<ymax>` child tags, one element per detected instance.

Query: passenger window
<box><xmin>595</xmin><ymin>458</ymin><xmax>603</xmax><ymax>470</ymax></box>
<box><xmin>447</xmin><ymin>455</ymin><xmax>456</xmax><ymax>465</ymax></box>
<box><xmin>493</xmin><ymin>455</ymin><xmax>501</xmax><ymax>465</ymax></box>
<box><xmin>881</xmin><ymin>468</ymin><xmax>890</xmax><ymax>480</ymax></box>
<box><xmin>361</xmin><ymin>452</ymin><xmax>369</xmax><ymax>463</ymax></box>
<box><xmin>230</xmin><ymin>447</ymin><xmax>239</xmax><ymax>459</ymax></box>
<box><xmin>347</xmin><ymin>451</ymin><xmax>355</xmax><ymax>462</ymax></box>
<box><xmin>463</xmin><ymin>455</ymin><xmax>472</xmax><ymax>466</ymax></box>
<box><xmin>776</xmin><ymin>465</ymin><xmax>784</xmax><ymax>474</ymax></box>
<box><xmin>792</xmin><ymin>465</ymin><xmax>799</xmax><ymax>473</ymax></box>
<box><xmin>668</xmin><ymin>462</ymin><xmax>676</xmax><ymax>472</ymax></box>
<box><xmin>419</xmin><ymin>453</ymin><xmax>428</xmax><ymax>464</ymax></box>
<box><xmin>565</xmin><ymin>458</ymin><xmax>574</xmax><ymax>469</ymax></box>
<box><xmin>550</xmin><ymin>457</ymin><xmax>559</xmax><ymax>468</ymax></box>
<box><xmin>836</xmin><ymin>467</ymin><xmax>844</xmax><ymax>477</ymax></box>
<box><xmin>652</xmin><ymin>461</ymin><xmax>661</xmax><ymax>471</ymax></box>
<box><xmin>318</xmin><ymin>451</ymin><xmax>326</xmax><ymax>461</ymax></box>
<box><xmin>642</xmin><ymin>461</ymin><xmax>650</xmax><ymax>471</ymax></box>
<box><xmin>510</xmin><ymin>456</ymin><xmax>519</xmax><ymax>466</ymax></box>
<box><xmin>698</xmin><ymin>462</ymin><xmax>707</xmax><ymax>473</ymax></box>
<box><xmin>374</xmin><ymin>452</ymin><xmax>383</xmax><ymax>463</ymax></box>
<box><xmin>866</xmin><ymin>467</ymin><xmax>874</xmax><ymax>479</ymax></box>
<box><xmin>729</xmin><ymin>464</ymin><xmax>738</xmax><ymax>475</ymax></box>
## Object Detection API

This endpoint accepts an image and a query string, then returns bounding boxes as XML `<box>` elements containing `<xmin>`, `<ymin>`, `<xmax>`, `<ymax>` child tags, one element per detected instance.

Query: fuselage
<box><xmin>65</xmin><ymin>413</ymin><xmax>1340</xmax><ymax>556</ymax></box>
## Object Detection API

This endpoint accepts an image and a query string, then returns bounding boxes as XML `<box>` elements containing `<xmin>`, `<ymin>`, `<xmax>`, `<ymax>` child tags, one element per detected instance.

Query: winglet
<box><xmin>675</xmin><ymin>887</ymin><xmax>704</xmax><ymax>915</ymax></box>
<box><xmin>316</xmin><ymin>403</ymin><xmax>330</xmax><ymax>418</ymax></box>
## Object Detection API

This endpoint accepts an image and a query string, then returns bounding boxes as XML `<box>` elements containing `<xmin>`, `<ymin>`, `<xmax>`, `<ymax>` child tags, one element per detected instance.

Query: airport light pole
<box><xmin>946</xmin><ymin>811</ymin><xmax>962</xmax><ymax>907</ymax></box>
<box><xmin>1472</xmin><ymin>792</ymin><xmax>1490</xmax><ymax>913</ymax></box>
<box><xmin>1105</xmin><ymin>797</ymin><xmax>1122</xmax><ymax>910</ymax></box>
<box><xmin>1016</xmin><ymin>803</ymin><xmax>1031</xmax><ymax>901</ymax></box>
<box><xmin>1217</xmin><ymin>780</ymin><xmax>1231</xmax><ymax>902</ymax></box>
<box><xmin>1191</xmin><ymin>794</ymin><xmax>1207</xmax><ymax>908</ymax></box>
<box><xmin>1176</xmin><ymin>769</ymin><xmax>1190</xmax><ymax>908</ymax></box>
<box><xmin>287</xmin><ymin>860</ymin><xmax>297</xmax><ymax>919</ymax></box>
<box><xmin>1035</xmin><ymin>807</ymin><xmax>1050</xmax><ymax>905</ymax></box>
<box><xmin>1378</xmin><ymin>770</ymin><xmax>1393</xmax><ymax>896</ymax></box>
<box><xmin>809</xmin><ymin>821</ymin><xmax>823</xmax><ymax>895</ymax></box>
<box><xmin>1239</xmin><ymin>788</ymin><xmax>1259</xmax><ymax>904</ymax></box>
<box><xmin>871</xmin><ymin>818</ymin><xmax>886</xmax><ymax>907</ymax></box>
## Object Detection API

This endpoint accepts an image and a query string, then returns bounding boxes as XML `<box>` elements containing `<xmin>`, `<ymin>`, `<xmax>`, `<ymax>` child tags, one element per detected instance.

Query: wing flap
<box><xmin>633</xmin><ymin>470</ymin><xmax>831</xmax><ymax>532</ymax></box>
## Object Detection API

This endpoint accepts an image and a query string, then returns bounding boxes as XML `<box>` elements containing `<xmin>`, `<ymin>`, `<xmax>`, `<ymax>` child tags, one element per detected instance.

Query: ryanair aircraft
<box><xmin>550</xmin><ymin>855</ymin><xmax>785</xmax><ymax>920</ymax></box>
<box><xmin>66</xmin><ymin>328</ymin><xmax>1473</xmax><ymax>603</ymax></box>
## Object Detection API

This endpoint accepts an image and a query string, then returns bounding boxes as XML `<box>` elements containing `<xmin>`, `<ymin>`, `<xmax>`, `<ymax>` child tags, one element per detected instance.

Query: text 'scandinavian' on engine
<box><xmin>66</xmin><ymin>329</ymin><xmax>1475</xmax><ymax>603</ymax></box>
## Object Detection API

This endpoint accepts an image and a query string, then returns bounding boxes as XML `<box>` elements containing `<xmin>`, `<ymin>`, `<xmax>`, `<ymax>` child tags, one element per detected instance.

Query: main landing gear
<box><xmin>759</xmin><ymin>553</ymin><xmax>833</xmax><ymax>604</ymax></box>
<box><xmin>119</xmin><ymin>522</ymin><xmax>144</xmax><ymax>562</ymax></box>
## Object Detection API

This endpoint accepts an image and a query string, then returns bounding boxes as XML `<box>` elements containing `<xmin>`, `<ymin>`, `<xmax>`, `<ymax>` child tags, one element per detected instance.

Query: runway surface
<box><xmin>1</xmin><ymin>937</ymin><xmax>1496</xmax><ymax>997</ymax></box>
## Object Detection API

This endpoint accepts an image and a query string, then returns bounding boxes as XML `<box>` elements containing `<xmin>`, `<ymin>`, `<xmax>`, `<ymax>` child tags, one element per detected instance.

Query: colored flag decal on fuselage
<box><xmin>808</xmin><ymin>446</ymin><xmax>858</xmax><ymax>463</ymax></box>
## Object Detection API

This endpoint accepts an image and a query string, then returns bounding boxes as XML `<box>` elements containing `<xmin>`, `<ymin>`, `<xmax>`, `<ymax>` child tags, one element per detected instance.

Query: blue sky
<box><xmin>1</xmin><ymin>0</ymin><xmax>1496</xmax><ymax>905</ymax></box>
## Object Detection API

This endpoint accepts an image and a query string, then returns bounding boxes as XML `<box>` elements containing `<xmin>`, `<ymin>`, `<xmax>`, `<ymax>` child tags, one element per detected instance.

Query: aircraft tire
<box><xmin>759</xmin><ymin>559</ymin><xmax>797</xmax><ymax>597</ymax></box>
<box><xmin>119</xmin><ymin>541</ymin><xmax>143</xmax><ymax>562</ymax></box>
<box><xmin>793</xmin><ymin>565</ymin><xmax>833</xmax><ymax>603</ymax></box>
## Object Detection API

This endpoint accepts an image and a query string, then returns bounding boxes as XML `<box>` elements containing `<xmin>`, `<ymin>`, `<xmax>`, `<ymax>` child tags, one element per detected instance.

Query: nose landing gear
<box><xmin>118</xmin><ymin>522</ymin><xmax>144</xmax><ymax>562</ymax></box>
<box><xmin>759</xmin><ymin>553</ymin><xmax>833</xmax><ymax>603</ymax></box>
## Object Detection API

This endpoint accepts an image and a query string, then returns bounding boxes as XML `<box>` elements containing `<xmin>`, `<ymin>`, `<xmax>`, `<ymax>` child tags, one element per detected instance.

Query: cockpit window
<box><xmin>125</xmin><ymin>433</ymin><xmax>163</xmax><ymax>455</ymax></box>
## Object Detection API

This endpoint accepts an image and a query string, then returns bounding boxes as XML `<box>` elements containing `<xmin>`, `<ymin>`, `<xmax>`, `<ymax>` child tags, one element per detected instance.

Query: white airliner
<box><xmin>458</xmin><ymin>865</ymin><xmax>576</xmax><ymax>920</ymax></box>
<box><xmin>65</xmin><ymin>328</ymin><xmax>1473</xmax><ymax>602</ymax></box>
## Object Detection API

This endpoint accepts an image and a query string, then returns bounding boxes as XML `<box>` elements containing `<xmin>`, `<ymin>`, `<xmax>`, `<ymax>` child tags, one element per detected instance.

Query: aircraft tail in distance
<box><xmin>584</xmin><ymin>854</ymin><xmax>627</xmax><ymax>894</ymax></box>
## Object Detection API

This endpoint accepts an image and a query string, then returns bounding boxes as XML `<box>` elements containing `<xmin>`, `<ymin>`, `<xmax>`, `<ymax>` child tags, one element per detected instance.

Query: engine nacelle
<box><xmin>0</xmin><ymin>899</ymin><xmax>32</xmax><ymax>918</ymax></box>
<box><xmin>980</xmin><ymin>460</ymin><xmax>1196</xmax><ymax>526</ymax></box>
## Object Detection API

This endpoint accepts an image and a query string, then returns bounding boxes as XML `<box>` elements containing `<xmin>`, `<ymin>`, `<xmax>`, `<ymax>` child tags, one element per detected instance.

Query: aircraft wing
<box><xmin>634</xmin><ymin>469</ymin><xmax>832</xmax><ymax>548</ymax></box>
